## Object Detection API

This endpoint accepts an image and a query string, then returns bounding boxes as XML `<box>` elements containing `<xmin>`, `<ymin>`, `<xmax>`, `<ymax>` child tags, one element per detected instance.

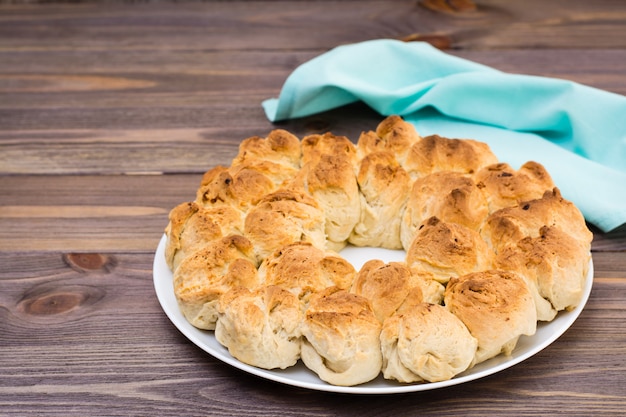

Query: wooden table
<box><xmin>1</xmin><ymin>1</ymin><xmax>625</xmax><ymax>415</ymax></box>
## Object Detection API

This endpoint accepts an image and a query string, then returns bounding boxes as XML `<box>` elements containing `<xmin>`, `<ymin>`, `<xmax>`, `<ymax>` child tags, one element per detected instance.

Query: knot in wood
<box><xmin>18</xmin><ymin>285</ymin><xmax>105</xmax><ymax>317</ymax></box>
<box><xmin>63</xmin><ymin>253</ymin><xmax>117</xmax><ymax>273</ymax></box>
<box><xmin>23</xmin><ymin>292</ymin><xmax>86</xmax><ymax>315</ymax></box>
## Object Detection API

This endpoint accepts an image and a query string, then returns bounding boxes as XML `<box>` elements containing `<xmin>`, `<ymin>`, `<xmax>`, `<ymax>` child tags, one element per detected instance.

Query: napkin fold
<box><xmin>263</xmin><ymin>39</ymin><xmax>626</xmax><ymax>233</ymax></box>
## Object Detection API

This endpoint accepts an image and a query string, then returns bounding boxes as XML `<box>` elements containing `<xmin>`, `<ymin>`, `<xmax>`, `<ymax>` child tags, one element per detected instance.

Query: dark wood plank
<box><xmin>0</xmin><ymin>174</ymin><xmax>197</xmax><ymax>251</ymax></box>
<box><xmin>1</xmin><ymin>1</ymin><xmax>625</xmax><ymax>51</ymax></box>
<box><xmin>1</xmin><ymin>1</ymin><xmax>625</xmax><ymax>176</ymax></box>
<box><xmin>1</xmin><ymin>50</ymin><xmax>625</xmax><ymax>175</ymax></box>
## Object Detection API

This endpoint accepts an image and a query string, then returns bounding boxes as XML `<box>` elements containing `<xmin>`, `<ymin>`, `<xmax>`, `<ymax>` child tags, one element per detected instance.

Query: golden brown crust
<box><xmin>292</xmin><ymin>155</ymin><xmax>361</xmax><ymax>250</ymax></box>
<box><xmin>356</xmin><ymin>115</ymin><xmax>421</xmax><ymax>164</ymax></box>
<box><xmin>495</xmin><ymin>225</ymin><xmax>591</xmax><ymax>320</ymax></box>
<box><xmin>401</xmin><ymin>171</ymin><xmax>489</xmax><ymax>248</ymax></box>
<box><xmin>173</xmin><ymin>235</ymin><xmax>259</xmax><ymax>330</ymax></box>
<box><xmin>481</xmin><ymin>187</ymin><xmax>593</xmax><ymax>254</ymax></box>
<box><xmin>291</xmin><ymin>133</ymin><xmax>360</xmax><ymax>250</ymax></box>
<box><xmin>301</xmin><ymin>132</ymin><xmax>357</xmax><ymax>165</ymax></box>
<box><xmin>164</xmin><ymin>201</ymin><xmax>244</xmax><ymax>271</ymax></box>
<box><xmin>258</xmin><ymin>242</ymin><xmax>355</xmax><ymax>307</ymax></box>
<box><xmin>232</xmin><ymin>129</ymin><xmax>302</xmax><ymax>169</ymax></box>
<box><xmin>350</xmin><ymin>260</ymin><xmax>428</xmax><ymax>323</ymax></box>
<box><xmin>474</xmin><ymin>161</ymin><xmax>555</xmax><ymax>213</ymax></box>
<box><xmin>351</xmin><ymin>260</ymin><xmax>416</xmax><ymax>322</ymax></box>
<box><xmin>406</xmin><ymin>217</ymin><xmax>494</xmax><ymax>284</ymax></box>
<box><xmin>230</xmin><ymin>159</ymin><xmax>300</xmax><ymax>189</ymax></box>
<box><xmin>404</xmin><ymin>134</ymin><xmax>498</xmax><ymax>179</ymax></box>
<box><xmin>243</xmin><ymin>189</ymin><xmax>326</xmax><ymax>261</ymax></box>
<box><xmin>196</xmin><ymin>165</ymin><xmax>276</xmax><ymax>211</ymax></box>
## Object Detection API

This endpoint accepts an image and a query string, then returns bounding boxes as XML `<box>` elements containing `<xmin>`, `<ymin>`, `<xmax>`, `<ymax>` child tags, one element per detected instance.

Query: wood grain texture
<box><xmin>1</xmin><ymin>1</ymin><xmax>625</xmax><ymax>416</ymax></box>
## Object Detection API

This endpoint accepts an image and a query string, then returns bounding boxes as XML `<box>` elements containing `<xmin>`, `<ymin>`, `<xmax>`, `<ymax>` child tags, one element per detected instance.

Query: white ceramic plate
<box><xmin>153</xmin><ymin>234</ymin><xmax>593</xmax><ymax>394</ymax></box>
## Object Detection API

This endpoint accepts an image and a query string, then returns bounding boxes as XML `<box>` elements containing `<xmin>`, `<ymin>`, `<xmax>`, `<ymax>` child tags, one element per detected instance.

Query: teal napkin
<box><xmin>263</xmin><ymin>39</ymin><xmax>626</xmax><ymax>233</ymax></box>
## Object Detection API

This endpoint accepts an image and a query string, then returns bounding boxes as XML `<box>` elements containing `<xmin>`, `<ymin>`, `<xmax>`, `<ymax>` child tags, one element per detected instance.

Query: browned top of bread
<box><xmin>403</xmin><ymin>171</ymin><xmax>489</xmax><ymax>239</ymax></box>
<box><xmin>244</xmin><ymin>189</ymin><xmax>326</xmax><ymax>261</ymax></box>
<box><xmin>356</xmin><ymin>115</ymin><xmax>420</xmax><ymax>164</ymax></box>
<box><xmin>350</xmin><ymin>260</ymin><xmax>423</xmax><ymax>322</ymax></box>
<box><xmin>406</xmin><ymin>217</ymin><xmax>494</xmax><ymax>283</ymax></box>
<box><xmin>475</xmin><ymin>161</ymin><xmax>555</xmax><ymax>213</ymax></box>
<box><xmin>295</xmin><ymin>152</ymin><xmax>358</xmax><ymax>193</ymax></box>
<box><xmin>231</xmin><ymin>129</ymin><xmax>302</xmax><ymax>169</ymax></box>
<box><xmin>229</xmin><ymin>129</ymin><xmax>302</xmax><ymax>189</ymax></box>
<box><xmin>165</xmin><ymin>201</ymin><xmax>243</xmax><ymax>271</ymax></box>
<box><xmin>288</xmin><ymin>133</ymin><xmax>361</xmax><ymax>249</ymax></box>
<box><xmin>196</xmin><ymin>165</ymin><xmax>276</xmax><ymax>211</ymax></box>
<box><xmin>230</xmin><ymin>159</ymin><xmax>300</xmax><ymax>189</ymax></box>
<box><xmin>444</xmin><ymin>269</ymin><xmax>537</xmax><ymax>364</ymax></box>
<box><xmin>258</xmin><ymin>242</ymin><xmax>355</xmax><ymax>306</ymax></box>
<box><xmin>481</xmin><ymin>187</ymin><xmax>593</xmax><ymax>253</ymax></box>
<box><xmin>173</xmin><ymin>234</ymin><xmax>259</xmax><ymax>304</ymax></box>
<box><xmin>495</xmin><ymin>225</ymin><xmax>591</xmax><ymax>316</ymax></box>
<box><xmin>356</xmin><ymin>151</ymin><xmax>410</xmax><ymax>195</ymax></box>
<box><xmin>173</xmin><ymin>234</ymin><xmax>259</xmax><ymax>330</ymax></box>
<box><xmin>292</xmin><ymin>155</ymin><xmax>361</xmax><ymax>248</ymax></box>
<box><xmin>301</xmin><ymin>132</ymin><xmax>357</xmax><ymax>166</ymax></box>
<box><xmin>404</xmin><ymin>134</ymin><xmax>498</xmax><ymax>178</ymax></box>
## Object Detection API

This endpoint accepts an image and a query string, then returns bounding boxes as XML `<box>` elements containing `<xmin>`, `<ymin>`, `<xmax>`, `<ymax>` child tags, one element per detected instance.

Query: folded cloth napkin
<box><xmin>263</xmin><ymin>39</ymin><xmax>626</xmax><ymax>233</ymax></box>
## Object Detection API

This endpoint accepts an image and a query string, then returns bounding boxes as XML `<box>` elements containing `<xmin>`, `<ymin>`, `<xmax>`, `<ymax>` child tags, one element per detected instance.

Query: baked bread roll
<box><xmin>231</xmin><ymin>129</ymin><xmax>302</xmax><ymax>170</ymax></box>
<box><xmin>444</xmin><ymin>270</ymin><xmax>537</xmax><ymax>365</ymax></box>
<box><xmin>404</xmin><ymin>134</ymin><xmax>498</xmax><ymax>179</ymax></box>
<box><xmin>291</xmin><ymin>133</ymin><xmax>360</xmax><ymax>251</ymax></box>
<box><xmin>350</xmin><ymin>151</ymin><xmax>411</xmax><ymax>249</ymax></box>
<box><xmin>481</xmin><ymin>188</ymin><xmax>593</xmax><ymax>254</ymax></box>
<box><xmin>173</xmin><ymin>235</ymin><xmax>259</xmax><ymax>330</ymax></box>
<box><xmin>164</xmin><ymin>201</ymin><xmax>243</xmax><ymax>271</ymax></box>
<box><xmin>215</xmin><ymin>285</ymin><xmax>302</xmax><ymax>370</ymax></box>
<box><xmin>229</xmin><ymin>130</ymin><xmax>302</xmax><ymax>189</ymax></box>
<box><xmin>300</xmin><ymin>287</ymin><xmax>382</xmax><ymax>386</ymax></box>
<box><xmin>196</xmin><ymin>165</ymin><xmax>276</xmax><ymax>212</ymax></box>
<box><xmin>401</xmin><ymin>171</ymin><xmax>489</xmax><ymax>248</ymax></box>
<box><xmin>356</xmin><ymin>115</ymin><xmax>420</xmax><ymax>165</ymax></box>
<box><xmin>495</xmin><ymin>225</ymin><xmax>591</xmax><ymax>321</ymax></box>
<box><xmin>380</xmin><ymin>303</ymin><xmax>477</xmax><ymax>383</ymax></box>
<box><xmin>300</xmin><ymin>131</ymin><xmax>357</xmax><ymax>165</ymax></box>
<box><xmin>244</xmin><ymin>189</ymin><xmax>327</xmax><ymax>262</ymax></box>
<box><xmin>405</xmin><ymin>217</ymin><xmax>494</xmax><ymax>284</ymax></box>
<box><xmin>229</xmin><ymin>159</ymin><xmax>300</xmax><ymax>191</ymax></box>
<box><xmin>350</xmin><ymin>260</ymin><xmax>442</xmax><ymax>323</ymax></box>
<box><xmin>258</xmin><ymin>242</ymin><xmax>355</xmax><ymax>308</ymax></box>
<box><xmin>474</xmin><ymin>161</ymin><xmax>555</xmax><ymax>213</ymax></box>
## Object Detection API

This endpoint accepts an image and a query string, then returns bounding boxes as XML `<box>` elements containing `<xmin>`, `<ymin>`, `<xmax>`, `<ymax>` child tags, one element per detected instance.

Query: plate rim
<box><xmin>153</xmin><ymin>234</ymin><xmax>593</xmax><ymax>394</ymax></box>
